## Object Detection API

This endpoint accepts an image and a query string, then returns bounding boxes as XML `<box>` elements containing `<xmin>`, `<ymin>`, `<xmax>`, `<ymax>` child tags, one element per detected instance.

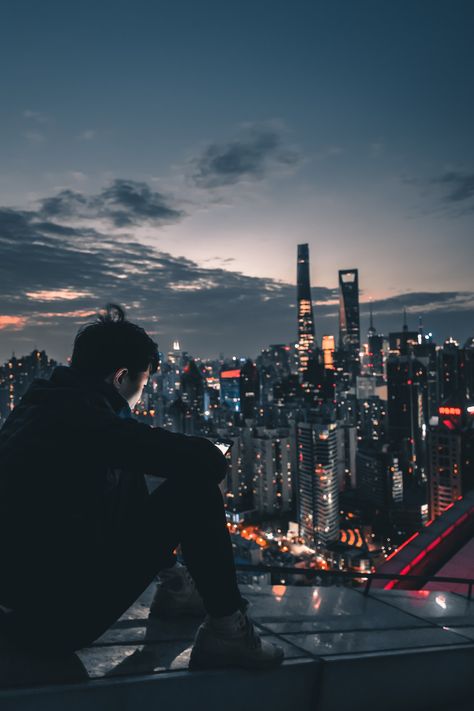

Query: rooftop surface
<box><xmin>1</xmin><ymin>581</ymin><xmax>473</xmax><ymax>711</ymax></box>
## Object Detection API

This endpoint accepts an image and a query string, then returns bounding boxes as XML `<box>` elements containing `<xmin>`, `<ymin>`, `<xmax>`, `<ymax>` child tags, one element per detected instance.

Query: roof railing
<box><xmin>234</xmin><ymin>563</ymin><xmax>474</xmax><ymax>600</ymax></box>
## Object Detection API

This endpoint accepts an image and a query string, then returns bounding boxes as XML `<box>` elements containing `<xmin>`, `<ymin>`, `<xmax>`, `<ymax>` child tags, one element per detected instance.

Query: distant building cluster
<box><xmin>1</xmin><ymin>244</ymin><xmax>473</xmax><ymax>575</ymax></box>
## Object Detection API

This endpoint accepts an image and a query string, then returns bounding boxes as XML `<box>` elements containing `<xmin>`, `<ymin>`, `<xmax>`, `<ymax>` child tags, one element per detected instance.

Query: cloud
<box><xmin>431</xmin><ymin>171</ymin><xmax>474</xmax><ymax>211</ymax></box>
<box><xmin>0</xmin><ymin>183</ymin><xmax>473</xmax><ymax>361</ymax></box>
<box><xmin>0</xmin><ymin>315</ymin><xmax>27</xmax><ymax>331</ymax></box>
<box><xmin>26</xmin><ymin>289</ymin><xmax>93</xmax><ymax>302</ymax></box>
<box><xmin>405</xmin><ymin>170</ymin><xmax>474</xmax><ymax>216</ymax></box>
<box><xmin>78</xmin><ymin>129</ymin><xmax>96</xmax><ymax>141</ymax></box>
<box><xmin>39</xmin><ymin>179</ymin><xmax>185</xmax><ymax>227</ymax></box>
<box><xmin>0</xmin><ymin>197</ymin><xmax>332</xmax><ymax>358</ymax></box>
<box><xmin>23</xmin><ymin>109</ymin><xmax>51</xmax><ymax>125</ymax></box>
<box><xmin>190</xmin><ymin>122</ymin><xmax>300</xmax><ymax>188</ymax></box>
<box><xmin>24</xmin><ymin>130</ymin><xmax>46</xmax><ymax>144</ymax></box>
<box><xmin>363</xmin><ymin>291</ymin><xmax>474</xmax><ymax>316</ymax></box>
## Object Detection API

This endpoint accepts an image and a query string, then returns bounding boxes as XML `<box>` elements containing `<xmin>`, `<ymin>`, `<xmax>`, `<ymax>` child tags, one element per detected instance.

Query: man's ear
<box><xmin>115</xmin><ymin>368</ymin><xmax>127</xmax><ymax>385</ymax></box>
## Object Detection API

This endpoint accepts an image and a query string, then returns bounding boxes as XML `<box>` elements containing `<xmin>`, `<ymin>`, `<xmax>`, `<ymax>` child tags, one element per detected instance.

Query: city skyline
<box><xmin>0</xmin><ymin>249</ymin><xmax>473</xmax><ymax>365</ymax></box>
<box><xmin>1</xmin><ymin>0</ymin><xmax>474</xmax><ymax>362</ymax></box>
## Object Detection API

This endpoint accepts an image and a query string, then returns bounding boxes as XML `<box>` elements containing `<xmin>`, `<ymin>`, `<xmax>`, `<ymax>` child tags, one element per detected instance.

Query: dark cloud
<box><xmin>364</xmin><ymin>291</ymin><xmax>474</xmax><ymax>315</ymax></box>
<box><xmin>40</xmin><ymin>190</ymin><xmax>88</xmax><ymax>219</ymax></box>
<box><xmin>432</xmin><ymin>171</ymin><xmax>474</xmax><ymax>210</ymax></box>
<box><xmin>39</xmin><ymin>179</ymin><xmax>185</xmax><ymax>227</ymax></box>
<box><xmin>0</xmin><ymin>198</ymin><xmax>333</xmax><ymax>359</ymax></box>
<box><xmin>1</xmin><ymin>186</ymin><xmax>473</xmax><ymax>362</ymax></box>
<box><xmin>99</xmin><ymin>180</ymin><xmax>185</xmax><ymax>227</ymax></box>
<box><xmin>190</xmin><ymin>124</ymin><xmax>300</xmax><ymax>189</ymax></box>
<box><xmin>405</xmin><ymin>171</ymin><xmax>474</xmax><ymax>216</ymax></box>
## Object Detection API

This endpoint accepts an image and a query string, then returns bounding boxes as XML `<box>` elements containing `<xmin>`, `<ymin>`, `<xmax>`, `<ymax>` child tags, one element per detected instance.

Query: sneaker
<box><xmin>188</xmin><ymin>604</ymin><xmax>285</xmax><ymax>671</ymax></box>
<box><xmin>148</xmin><ymin>562</ymin><xmax>207</xmax><ymax>619</ymax></box>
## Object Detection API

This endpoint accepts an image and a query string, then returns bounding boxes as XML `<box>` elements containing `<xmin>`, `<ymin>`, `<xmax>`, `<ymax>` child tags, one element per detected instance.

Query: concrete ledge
<box><xmin>0</xmin><ymin>658</ymin><xmax>321</xmax><ymax>711</ymax></box>
<box><xmin>314</xmin><ymin>644</ymin><xmax>474</xmax><ymax>711</ymax></box>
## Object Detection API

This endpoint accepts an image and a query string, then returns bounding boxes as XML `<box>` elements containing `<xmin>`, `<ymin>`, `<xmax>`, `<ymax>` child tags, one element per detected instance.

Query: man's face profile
<box><xmin>106</xmin><ymin>364</ymin><xmax>151</xmax><ymax>410</ymax></box>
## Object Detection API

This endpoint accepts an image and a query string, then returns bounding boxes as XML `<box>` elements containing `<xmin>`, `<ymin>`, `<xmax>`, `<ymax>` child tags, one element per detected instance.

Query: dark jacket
<box><xmin>0</xmin><ymin>365</ymin><xmax>226</xmax><ymax>600</ymax></box>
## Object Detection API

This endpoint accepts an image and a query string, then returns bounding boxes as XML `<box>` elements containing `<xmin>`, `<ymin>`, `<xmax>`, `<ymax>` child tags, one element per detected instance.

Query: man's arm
<box><xmin>85</xmin><ymin>408</ymin><xmax>228</xmax><ymax>484</ymax></box>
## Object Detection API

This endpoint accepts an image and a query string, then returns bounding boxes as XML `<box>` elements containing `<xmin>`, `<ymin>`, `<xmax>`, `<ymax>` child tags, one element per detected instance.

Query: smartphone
<box><xmin>213</xmin><ymin>439</ymin><xmax>234</xmax><ymax>456</ymax></box>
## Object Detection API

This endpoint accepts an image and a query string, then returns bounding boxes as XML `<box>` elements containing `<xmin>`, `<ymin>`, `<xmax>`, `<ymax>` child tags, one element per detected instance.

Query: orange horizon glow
<box><xmin>26</xmin><ymin>289</ymin><xmax>92</xmax><ymax>301</ymax></box>
<box><xmin>0</xmin><ymin>315</ymin><xmax>27</xmax><ymax>331</ymax></box>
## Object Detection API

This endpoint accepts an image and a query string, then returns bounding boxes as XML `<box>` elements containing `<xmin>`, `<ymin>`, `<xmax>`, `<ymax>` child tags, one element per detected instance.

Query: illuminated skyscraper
<box><xmin>428</xmin><ymin>400</ymin><xmax>474</xmax><ymax>518</ymax></box>
<box><xmin>322</xmin><ymin>335</ymin><xmax>335</xmax><ymax>370</ymax></box>
<box><xmin>240</xmin><ymin>359</ymin><xmax>259</xmax><ymax>420</ymax></box>
<box><xmin>296</xmin><ymin>244</ymin><xmax>316</xmax><ymax>386</ymax></box>
<box><xmin>220</xmin><ymin>369</ymin><xmax>241</xmax><ymax>411</ymax></box>
<box><xmin>338</xmin><ymin>269</ymin><xmax>360</xmax><ymax>380</ymax></box>
<box><xmin>252</xmin><ymin>428</ymin><xmax>293</xmax><ymax>515</ymax></box>
<box><xmin>367</xmin><ymin>304</ymin><xmax>384</xmax><ymax>384</ymax></box>
<box><xmin>297</xmin><ymin>419</ymin><xmax>340</xmax><ymax>549</ymax></box>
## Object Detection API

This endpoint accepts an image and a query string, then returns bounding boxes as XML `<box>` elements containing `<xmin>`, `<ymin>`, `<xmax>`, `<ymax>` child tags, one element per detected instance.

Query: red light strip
<box><xmin>384</xmin><ymin>531</ymin><xmax>420</xmax><ymax>563</ymax></box>
<box><xmin>383</xmin><ymin>505</ymin><xmax>474</xmax><ymax>590</ymax></box>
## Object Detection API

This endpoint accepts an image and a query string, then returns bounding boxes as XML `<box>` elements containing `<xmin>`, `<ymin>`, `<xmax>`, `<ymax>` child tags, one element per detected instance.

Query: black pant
<box><xmin>2</xmin><ymin>476</ymin><xmax>245</xmax><ymax>654</ymax></box>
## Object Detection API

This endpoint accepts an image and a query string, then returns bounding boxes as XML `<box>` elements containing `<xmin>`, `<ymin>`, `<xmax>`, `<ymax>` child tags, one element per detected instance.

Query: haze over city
<box><xmin>1</xmin><ymin>0</ymin><xmax>473</xmax><ymax>362</ymax></box>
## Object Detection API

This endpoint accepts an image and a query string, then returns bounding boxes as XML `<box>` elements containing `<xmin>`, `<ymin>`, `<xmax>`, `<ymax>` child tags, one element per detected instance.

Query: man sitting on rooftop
<box><xmin>0</xmin><ymin>303</ymin><xmax>283</xmax><ymax>670</ymax></box>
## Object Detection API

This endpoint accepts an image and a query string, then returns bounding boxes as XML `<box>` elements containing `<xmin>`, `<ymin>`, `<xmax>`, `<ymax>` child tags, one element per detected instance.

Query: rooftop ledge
<box><xmin>1</xmin><ymin>581</ymin><xmax>473</xmax><ymax>711</ymax></box>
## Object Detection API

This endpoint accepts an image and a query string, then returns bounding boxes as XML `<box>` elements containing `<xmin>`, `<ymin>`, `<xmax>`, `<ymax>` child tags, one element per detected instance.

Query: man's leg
<box><xmin>4</xmin><ymin>474</ymin><xmax>244</xmax><ymax>653</ymax></box>
<box><xmin>148</xmin><ymin>476</ymin><xmax>245</xmax><ymax>618</ymax></box>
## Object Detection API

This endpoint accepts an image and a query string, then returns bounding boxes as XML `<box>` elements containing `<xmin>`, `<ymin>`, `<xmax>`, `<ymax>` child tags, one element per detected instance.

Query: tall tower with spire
<box><xmin>367</xmin><ymin>303</ymin><xmax>384</xmax><ymax>383</ymax></box>
<box><xmin>368</xmin><ymin>302</ymin><xmax>376</xmax><ymax>337</ymax></box>
<box><xmin>296</xmin><ymin>244</ymin><xmax>316</xmax><ymax>382</ymax></box>
<box><xmin>338</xmin><ymin>268</ymin><xmax>361</xmax><ymax>381</ymax></box>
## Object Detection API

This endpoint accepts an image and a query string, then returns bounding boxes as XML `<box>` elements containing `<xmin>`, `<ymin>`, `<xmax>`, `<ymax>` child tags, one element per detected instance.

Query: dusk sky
<box><xmin>1</xmin><ymin>0</ymin><xmax>473</xmax><ymax>363</ymax></box>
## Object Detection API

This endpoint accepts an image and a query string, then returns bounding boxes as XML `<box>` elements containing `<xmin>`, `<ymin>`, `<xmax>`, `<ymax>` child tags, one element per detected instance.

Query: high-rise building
<box><xmin>438</xmin><ymin>339</ymin><xmax>466</xmax><ymax>403</ymax></box>
<box><xmin>256</xmin><ymin>344</ymin><xmax>291</xmax><ymax>408</ymax></box>
<box><xmin>216</xmin><ymin>431</ymin><xmax>247</xmax><ymax>514</ymax></box>
<box><xmin>338</xmin><ymin>269</ymin><xmax>361</xmax><ymax>380</ymax></box>
<box><xmin>387</xmin><ymin>354</ymin><xmax>428</xmax><ymax>480</ymax></box>
<box><xmin>357</xmin><ymin>444</ymin><xmax>403</xmax><ymax>509</ymax></box>
<box><xmin>0</xmin><ymin>350</ymin><xmax>57</xmax><ymax>424</ymax></box>
<box><xmin>297</xmin><ymin>419</ymin><xmax>340</xmax><ymax>549</ymax></box>
<box><xmin>464</xmin><ymin>336</ymin><xmax>474</xmax><ymax>401</ymax></box>
<box><xmin>367</xmin><ymin>305</ymin><xmax>384</xmax><ymax>384</ymax></box>
<box><xmin>252</xmin><ymin>428</ymin><xmax>293</xmax><ymax>515</ymax></box>
<box><xmin>296</xmin><ymin>244</ymin><xmax>316</xmax><ymax>387</ymax></box>
<box><xmin>413</xmin><ymin>340</ymin><xmax>438</xmax><ymax>419</ymax></box>
<box><xmin>358</xmin><ymin>395</ymin><xmax>387</xmax><ymax>444</ymax></box>
<box><xmin>181</xmin><ymin>358</ymin><xmax>205</xmax><ymax>434</ymax></box>
<box><xmin>322</xmin><ymin>335</ymin><xmax>335</xmax><ymax>370</ymax></box>
<box><xmin>220</xmin><ymin>369</ymin><xmax>241</xmax><ymax>411</ymax></box>
<box><xmin>240</xmin><ymin>359</ymin><xmax>259</xmax><ymax>420</ymax></box>
<box><xmin>428</xmin><ymin>400</ymin><xmax>474</xmax><ymax>518</ymax></box>
<box><xmin>388</xmin><ymin>311</ymin><xmax>418</xmax><ymax>356</ymax></box>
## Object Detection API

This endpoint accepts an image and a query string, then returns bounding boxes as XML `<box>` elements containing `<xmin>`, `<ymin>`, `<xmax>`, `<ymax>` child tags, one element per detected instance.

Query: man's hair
<box><xmin>71</xmin><ymin>303</ymin><xmax>159</xmax><ymax>380</ymax></box>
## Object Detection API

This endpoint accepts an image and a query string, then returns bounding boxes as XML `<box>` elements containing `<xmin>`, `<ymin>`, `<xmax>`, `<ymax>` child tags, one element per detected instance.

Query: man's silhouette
<box><xmin>0</xmin><ymin>303</ymin><xmax>283</xmax><ymax>669</ymax></box>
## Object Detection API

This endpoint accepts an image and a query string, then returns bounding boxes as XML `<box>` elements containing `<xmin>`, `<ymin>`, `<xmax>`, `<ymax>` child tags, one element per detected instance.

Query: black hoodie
<box><xmin>0</xmin><ymin>365</ymin><xmax>227</xmax><ymax>598</ymax></box>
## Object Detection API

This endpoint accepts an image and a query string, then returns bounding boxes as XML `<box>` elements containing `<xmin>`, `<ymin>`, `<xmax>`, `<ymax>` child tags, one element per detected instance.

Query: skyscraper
<box><xmin>367</xmin><ymin>304</ymin><xmax>384</xmax><ymax>384</ymax></box>
<box><xmin>338</xmin><ymin>269</ymin><xmax>361</xmax><ymax>380</ymax></box>
<box><xmin>387</xmin><ymin>353</ymin><xmax>427</xmax><ymax>480</ymax></box>
<box><xmin>252</xmin><ymin>428</ymin><xmax>293</xmax><ymax>515</ymax></box>
<box><xmin>428</xmin><ymin>400</ymin><xmax>474</xmax><ymax>518</ymax></box>
<box><xmin>240</xmin><ymin>359</ymin><xmax>259</xmax><ymax>420</ymax></box>
<box><xmin>297</xmin><ymin>419</ymin><xmax>340</xmax><ymax>549</ymax></box>
<box><xmin>296</xmin><ymin>244</ymin><xmax>316</xmax><ymax>386</ymax></box>
<box><xmin>322</xmin><ymin>335</ymin><xmax>335</xmax><ymax>370</ymax></box>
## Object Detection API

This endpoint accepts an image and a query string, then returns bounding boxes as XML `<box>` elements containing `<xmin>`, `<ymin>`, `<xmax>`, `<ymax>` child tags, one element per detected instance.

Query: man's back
<box><xmin>0</xmin><ymin>365</ymin><xmax>226</xmax><ymax>606</ymax></box>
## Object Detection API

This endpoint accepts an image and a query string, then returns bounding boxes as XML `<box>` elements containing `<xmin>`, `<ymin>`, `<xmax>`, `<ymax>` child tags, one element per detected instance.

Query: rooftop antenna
<box><xmin>417</xmin><ymin>315</ymin><xmax>424</xmax><ymax>345</ymax></box>
<box><xmin>368</xmin><ymin>300</ymin><xmax>376</xmax><ymax>336</ymax></box>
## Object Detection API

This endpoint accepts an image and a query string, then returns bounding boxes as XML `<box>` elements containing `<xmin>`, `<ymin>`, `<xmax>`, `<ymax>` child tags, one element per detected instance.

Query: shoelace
<box><xmin>159</xmin><ymin>565</ymin><xmax>198</xmax><ymax>592</ymax></box>
<box><xmin>238</xmin><ymin>614</ymin><xmax>261</xmax><ymax>650</ymax></box>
